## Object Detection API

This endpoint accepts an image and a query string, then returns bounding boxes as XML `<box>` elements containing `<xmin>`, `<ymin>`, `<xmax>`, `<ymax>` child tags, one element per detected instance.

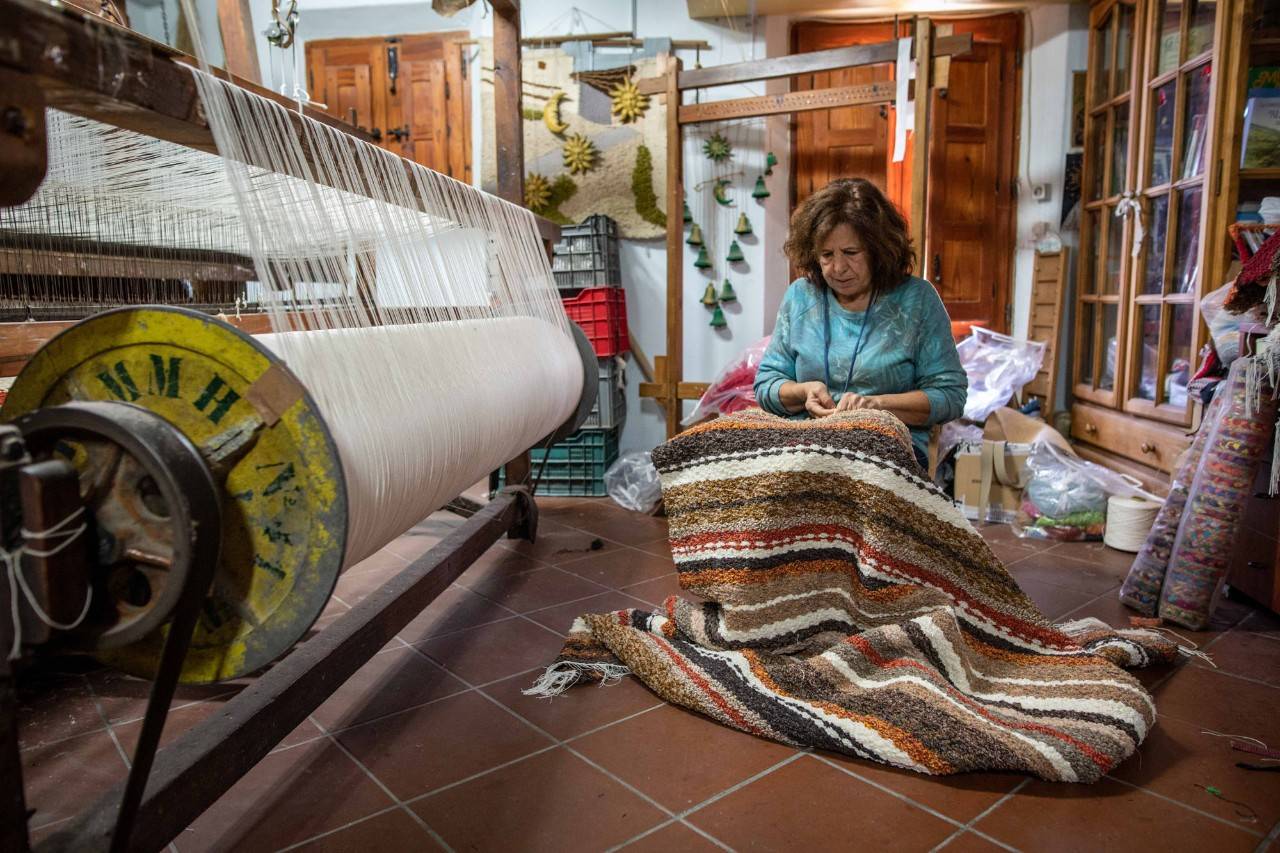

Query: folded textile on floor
<box><xmin>528</xmin><ymin>410</ymin><xmax>1179</xmax><ymax>783</ymax></box>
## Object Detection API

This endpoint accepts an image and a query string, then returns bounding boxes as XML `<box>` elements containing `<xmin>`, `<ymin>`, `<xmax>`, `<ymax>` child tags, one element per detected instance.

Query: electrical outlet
<box><xmin>1031</xmin><ymin>183</ymin><xmax>1050</xmax><ymax>202</ymax></box>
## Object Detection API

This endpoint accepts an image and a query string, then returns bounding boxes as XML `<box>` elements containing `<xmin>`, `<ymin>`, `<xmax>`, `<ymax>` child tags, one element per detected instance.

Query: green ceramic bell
<box><xmin>701</xmin><ymin>282</ymin><xmax>719</xmax><ymax>307</ymax></box>
<box><xmin>734</xmin><ymin>212</ymin><xmax>753</xmax><ymax>236</ymax></box>
<box><xmin>683</xmin><ymin>200</ymin><xmax>693</xmax><ymax>223</ymax></box>
<box><xmin>752</xmin><ymin>175</ymin><xmax>770</xmax><ymax>199</ymax></box>
<box><xmin>694</xmin><ymin>246</ymin><xmax>712</xmax><ymax>269</ymax></box>
<box><xmin>686</xmin><ymin>223</ymin><xmax>703</xmax><ymax>246</ymax></box>
<box><xmin>719</xmin><ymin>279</ymin><xmax>737</xmax><ymax>303</ymax></box>
<box><xmin>725</xmin><ymin>240</ymin><xmax>744</xmax><ymax>263</ymax></box>
<box><xmin>709</xmin><ymin>304</ymin><xmax>727</xmax><ymax>328</ymax></box>
<box><xmin>765</xmin><ymin>151</ymin><xmax>778</xmax><ymax>176</ymax></box>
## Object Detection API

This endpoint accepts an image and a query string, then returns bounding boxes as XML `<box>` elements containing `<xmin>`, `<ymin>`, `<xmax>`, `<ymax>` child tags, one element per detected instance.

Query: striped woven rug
<box><xmin>528</xmin><ymin>410</ymin><xmax>1179</xmax><ymax>782</ymax></box>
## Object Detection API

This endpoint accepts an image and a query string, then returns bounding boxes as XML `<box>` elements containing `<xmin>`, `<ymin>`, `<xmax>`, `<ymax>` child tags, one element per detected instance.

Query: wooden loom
<box><xmin>635</xmin><ymin>19</ymin><xmax>972</xmax><ymax>437</ymax></box>
<box><xmin>0</xmin><ymin>2</ymin><xmax>596</xmax><ymax>851</ymax></box>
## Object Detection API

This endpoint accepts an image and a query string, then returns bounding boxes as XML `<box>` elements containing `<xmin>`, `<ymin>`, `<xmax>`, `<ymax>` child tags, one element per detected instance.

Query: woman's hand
<box><xmin>833</xmin><ymin>393</ymin><xmax>882</xmax><ymax>414</ymax></box>
<box><xmin>802</xmin><ymin>382</ymin><xmax>837</xmax><ymax>418</ymax></box>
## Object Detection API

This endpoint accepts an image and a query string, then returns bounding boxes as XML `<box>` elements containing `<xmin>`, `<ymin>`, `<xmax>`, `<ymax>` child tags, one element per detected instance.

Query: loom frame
<box><xmin>634</xmin><ymin>22</ymin><xmax>972</xmax><ymax>437</ymax></box>
<box><xmin>0</xmin><ymin>3</ymin><xmax>582</xmax><ymax>849</ymax></box>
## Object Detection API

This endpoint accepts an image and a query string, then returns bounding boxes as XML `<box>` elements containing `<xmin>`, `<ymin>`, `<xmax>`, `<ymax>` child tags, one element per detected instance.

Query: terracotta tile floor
<box><xmin>15</xmin><ymin>497</ymin><xmax>1280</xmax><ymax>852</ymax></box>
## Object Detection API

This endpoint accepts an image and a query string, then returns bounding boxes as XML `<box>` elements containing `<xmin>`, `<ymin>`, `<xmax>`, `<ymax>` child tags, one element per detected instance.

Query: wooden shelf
<box><xmin>1239</xmin><ymin>167</ymin><xmax>1280</xmax><ymax>180</ymax></box>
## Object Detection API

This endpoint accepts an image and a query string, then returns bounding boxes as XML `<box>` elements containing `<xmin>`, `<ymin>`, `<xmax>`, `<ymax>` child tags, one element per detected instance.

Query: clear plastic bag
<box><xmin>956</xmin><ymin>328</ymin><xmax>1047</xmax><ymax>422</ymax></box>
<box><xmin>1013</xmin><ymin>441</ymin><xmax>1161</xmax><ymax>541</ymax></box>
<box><xmin>1199</xmin><ymin>281</ymin><xmax>1262</xmax><ymax>365</ymax></box>
<box><xmin>682</xmin><ymin>336</ymin><xmax>771</xmax><ymax>427</ymax></box>
<box><xmin>604</xmin><ymin>450</ymin><xmax>663</xmax><ymax>513</ymax></box>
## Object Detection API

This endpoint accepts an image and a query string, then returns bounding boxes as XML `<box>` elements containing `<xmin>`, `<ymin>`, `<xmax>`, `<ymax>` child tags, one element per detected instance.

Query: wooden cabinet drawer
<box><xmin>1070</xmin><ymin>403</ymin><xmax>1190</xmax><ymax>473</ymax></box>
<box><xmin>1227</xmin><ymin>527</ymin><xmax>1280</xmax><ymax>611</ymax></box>
<box><xmin>1242</xmin><ymin>463</ymin><xmax>1279</xmax><ymax>540</ymax></box>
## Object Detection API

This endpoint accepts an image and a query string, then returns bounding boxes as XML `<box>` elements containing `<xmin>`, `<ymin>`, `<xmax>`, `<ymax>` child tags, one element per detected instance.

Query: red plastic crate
<box><xmin>562</xmin><ymin>287</ymin><xmax>629</xmax><ymax>358</ymax></box>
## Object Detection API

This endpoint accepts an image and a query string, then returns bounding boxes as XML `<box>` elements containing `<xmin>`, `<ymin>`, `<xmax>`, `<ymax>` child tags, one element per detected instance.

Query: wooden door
<box><xmin>307</xmin><ymin>33</ymin><xmax>470</xmax><ymax>181</ymax></box>
<box><xmin>925</xmin><ymin>15</ymin><xmax>1020</xmax><ymax>331</ymax></box>
<box><xmin>793</xmin><ymin>22</ymin><xmax>897</xmax><ymax>201</ymax></box>
<box><xmin>791</xmin><ymin>16</ymin><xmax>1020</xmax><ymax>332</ymax></box>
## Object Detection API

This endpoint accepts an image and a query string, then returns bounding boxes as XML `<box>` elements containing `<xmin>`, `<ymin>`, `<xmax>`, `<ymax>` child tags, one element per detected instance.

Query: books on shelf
<box><xmin>1241</xmin><ymin>96</ymin><xmax>1280</xmax><ymax>169</ymax></box>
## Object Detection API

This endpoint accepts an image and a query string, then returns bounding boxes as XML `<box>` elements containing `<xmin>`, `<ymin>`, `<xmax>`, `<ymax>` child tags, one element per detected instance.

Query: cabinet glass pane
<box><xmin>1180</xmin><ymin>64</ymin><xmax>1212</xmax><ymax>180</ymax></box>
<box><xmin>1117</xmin><ymin>5</ymin><xmax>1135</xmax><ymax>95</ymax></box>
<box><xmin>1150</xmin><ymin>81</ymin><xmax>1175</xmax><ymax>186</ymax></box>
<box><xmin>1100</xmin><ymin>304</ymin><xmax>1119</xmax><ymax>391</ymax></box>
<box><xmin>1105</xmin><ymin>205</ymin><xmax>1124</xmax><ymax>294</ymax></box>
<box><xmin>1188</xmin><ymin>0</ymin><xmax>1216</xmax><ymax>59</ymax></box>
<box><xmin>1137</xmin><ymin>305</ymin><xmax>1160</xmax><ymax>401</ymax></box>
<box><xmin>1094</xmin><ymin>12</ymin><xmax>1113</xmax><ymax>105</ymax></box>
<box><xmin>1167</xmin><ymin>303</ymin><xmax>1193</xmax><ymax>407</ymax></box>
<box><xmin>1083</xmin><ymin>210</ymin><xmax>1100</xmax><ymax>293</ymax></box>
<box><xmin>1155</xmin><ymin>0</ymin><xmax>1181</xmax><ymax>76</ymax></box>
<box><xmin>1143</xmin><ymin>194</ymin><xmax>1169</xmax><ymax>294</ymax></box>
<box><xmin>1111</xmin><ymin>104</ymin><xmax>1129</xmax><ymax>196</ymax></box>
<box><xmin>1080</xmin><ymin>303</ymin><xmax>1095</xmax><ymax>385</ymax></box>
<box><xmin>1090</xmin><ymin>118</ymin><xmax>1107</xmax><ymax>200</ymax></box>
<box><xmin>1173</xmin><ymin>187</ymin><xmax>1203</xmax><ymax>293</ymax></box>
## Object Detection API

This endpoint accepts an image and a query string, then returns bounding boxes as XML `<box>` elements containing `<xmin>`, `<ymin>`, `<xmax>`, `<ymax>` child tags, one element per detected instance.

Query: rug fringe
<box><xmin>522</xmin><ymin>662</ymin><xmax>631</xmax><ymax>698</ymax></box>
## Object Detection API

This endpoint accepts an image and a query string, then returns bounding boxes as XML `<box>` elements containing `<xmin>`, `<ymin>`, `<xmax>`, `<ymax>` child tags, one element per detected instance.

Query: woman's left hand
<box><xmin>833</xmin><ymin>393</ymin><xmax>882</xmax><ymax>413</ymax></box>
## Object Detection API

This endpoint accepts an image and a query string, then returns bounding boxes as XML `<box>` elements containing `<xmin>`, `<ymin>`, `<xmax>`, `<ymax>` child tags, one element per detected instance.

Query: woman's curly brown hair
<box><xmin>783</xmin><ymin>178</ymin><xmax>915</xmax><ymax>298</ymax></box>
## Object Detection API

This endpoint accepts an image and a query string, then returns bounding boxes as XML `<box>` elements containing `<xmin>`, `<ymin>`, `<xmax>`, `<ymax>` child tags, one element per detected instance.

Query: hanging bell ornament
<box><xmin>709</xmin><ymin>304</ymin><xmax>728</xmax><ymax>328</ymax></box>
<box><xmin>725</xmin><ymin>240</ymin><xmax>744</xmax><ymax>263</ymax></box>
<box><xmin>719</xmin><ymin>279</ymin><xmax>737</xmax><ymax>303</ymax></box>
<box><xmin>683</xmin><ymin>200</ymin><xmax>693</xmax><ymax>224</ymax></box>
<box><xmin>701</xmin><ymin>282</ymin><xmax>719</xmax><ymax>307</ymax></box>
<box><xmin>686</xmin><ymin>223</ymin><xmax>704</xmax><ymax>246</ymax></box>
<box><xmin>694</xmin><ymin>246</ymin><xmax>712</xmax><ymax>269</ymax></box>
<box><xmin>765</xmin><ymin>151</ymin><xmax>778</xmax><ymax>176</ymax></box>
<box><xmin>734</xmin><ymin>212</ymin><xmax>753</xmax><ymax>236</ymax></box>
<box><xmin>752</xmin><ymin>175</ymin><xmax>771</xmax><ymax>199</ymax></box>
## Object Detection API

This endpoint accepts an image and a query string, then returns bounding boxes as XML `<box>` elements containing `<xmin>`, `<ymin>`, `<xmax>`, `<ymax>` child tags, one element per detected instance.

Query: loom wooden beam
<box><xmin>909</xmin><ymin>18</ymin><xmax>932</xmax><ymax>270</ymax></box>
<box><xmin>678</xmin><ymin>81</ymin><xmax>895</xmax><ymax>124</ymax></box>
<box><xmin>216</xmin><ymin>0</ymin><xmax>262</xmax><ymax>85</ymax></box>
<box><xmin>491</xmin><ymin>0</ymin><xmax>523</xmax><ymax>206</ymax></box>
<box><xmin>663</xmin><ymin>55</ymin><xmax>684</xmax><ymax>437</ymax></box>
<box><xmin>635</xmin><ymin>32</ymin><xmax>971</xmax><ymax>95</ymax></box>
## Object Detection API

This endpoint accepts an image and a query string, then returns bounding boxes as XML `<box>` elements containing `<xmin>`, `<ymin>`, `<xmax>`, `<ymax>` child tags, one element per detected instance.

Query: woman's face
<box><xmin>817</xmin><ymin>223</ymin><xmax>872</xmax><ymax>300</ymax></box>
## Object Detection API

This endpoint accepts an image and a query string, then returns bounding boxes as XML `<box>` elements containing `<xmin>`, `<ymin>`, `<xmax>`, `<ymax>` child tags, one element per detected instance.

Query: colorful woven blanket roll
<box><xmin>528</xmin><ymin>410</ymin><xmax>1179</xmax><ymax>783</ymax></box>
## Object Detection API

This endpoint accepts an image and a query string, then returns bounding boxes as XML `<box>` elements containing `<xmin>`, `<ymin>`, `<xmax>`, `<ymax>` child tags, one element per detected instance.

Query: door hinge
<box><xmin>445</xmin><ymin>81</ymin><xmax>450</xmax><ymax>100</ymax></box>
<box><xmin>1214</xmin><ymin>158</ymin><xmax>1223</xmax><ymax>195</ymax></box>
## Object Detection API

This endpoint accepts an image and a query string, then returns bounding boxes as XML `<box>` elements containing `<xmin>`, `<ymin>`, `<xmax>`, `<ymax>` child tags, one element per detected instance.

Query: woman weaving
<box><xmin>754</xmin><ymin>178</ymin><xmax>967</xmax><ymax>471</ymax></box>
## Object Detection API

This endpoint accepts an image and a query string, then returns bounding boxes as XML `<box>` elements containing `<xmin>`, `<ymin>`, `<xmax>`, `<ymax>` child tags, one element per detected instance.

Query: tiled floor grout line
<box><xmin>388</xmin><ymin>650</ymin><xmax>739</xmax><ymax>852</ymax></box>
<box><xmin>600</xmin><ymin>751</ymin><xmax>809</xmax><ymax>853</ymax></box>
<box><xmin>271</xmin><ymin>803</ymin><xmax>405</xmax><ymax>853</ymax></box>
<box><xmin>930</xmin><ymin>778</ymin><xmax>1030</xmax><ymax>852</ymax></box>
<box><xmin>1253</xmin><ymin>817</ymin><xmax>1280</xmax><ymax>853</ymax></box>
<box><xmin>319</xmin><ymin>726</ymin><xmax>457</xmax><ymax>852</ymax></box>
<box><xmin>1102</xmin><ymin>773</ymin><xmax>1266</xmax><ymax>837</ymax></box>
<box><xmin>810</xmin><ymin>753</ymin><xmax>995</xmax><ymax>835</ymax></box>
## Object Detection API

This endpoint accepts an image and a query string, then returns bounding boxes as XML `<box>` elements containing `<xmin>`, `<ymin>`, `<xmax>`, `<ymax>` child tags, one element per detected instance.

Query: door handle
<box><xmin>388</xmin><ymin>45</ymin><xmax>400</xmax><ymax>96</ymax></box>
<box><xmin>386</xmin><ymin>125</ymin><xmax>410</xmax><ymax>142</ymax></box>
<box><xmin>932</xmin><ymin>253</ymin><xmax>942</xmax><ymax>286</ymax></box>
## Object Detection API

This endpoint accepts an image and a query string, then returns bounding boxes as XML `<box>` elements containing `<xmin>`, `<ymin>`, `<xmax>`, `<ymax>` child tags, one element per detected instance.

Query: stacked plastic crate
<box><xmin>511</xmin><ymin>215</ymin><xmax>629</xmax><ymax>496</ymax></box>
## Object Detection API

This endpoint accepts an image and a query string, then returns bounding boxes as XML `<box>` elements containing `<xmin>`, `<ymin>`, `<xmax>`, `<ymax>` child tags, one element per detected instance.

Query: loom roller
<box><xmin>1</xmin><ymin>305</ymin><xmax>598</xmax><ymax>684</ymax></box>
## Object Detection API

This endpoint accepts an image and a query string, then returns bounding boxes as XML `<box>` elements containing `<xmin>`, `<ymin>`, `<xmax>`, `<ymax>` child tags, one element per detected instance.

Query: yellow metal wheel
<box><xmin>2</xmin><ymin>307</ymin><xmax>347</xmax><ymax>683</ymax></box>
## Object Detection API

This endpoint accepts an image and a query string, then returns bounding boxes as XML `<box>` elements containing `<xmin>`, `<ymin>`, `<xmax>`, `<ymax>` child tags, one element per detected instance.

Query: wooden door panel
<box><xmin>307</xmin><ymin>34</ymin><xmax>469</xmax><ymax>180</ymax></box>
<box><xmin>791</xmin><ymin>15</ymin><xmax>1019</xmax><ymax>332</ymax></box>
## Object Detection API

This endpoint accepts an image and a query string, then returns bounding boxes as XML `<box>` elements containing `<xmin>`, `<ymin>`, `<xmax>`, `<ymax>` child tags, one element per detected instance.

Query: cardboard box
<box><xmin>953</xmin><ymin>408</ymin><xmax>1074</xmax><ymax>523</ymax></box>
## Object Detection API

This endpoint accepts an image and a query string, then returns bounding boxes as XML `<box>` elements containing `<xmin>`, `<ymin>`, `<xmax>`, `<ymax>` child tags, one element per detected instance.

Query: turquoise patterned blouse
<box><xmin>754</xmin><ymin>275</ymin><xmax>967</xmax><ymax>460</ymax></box>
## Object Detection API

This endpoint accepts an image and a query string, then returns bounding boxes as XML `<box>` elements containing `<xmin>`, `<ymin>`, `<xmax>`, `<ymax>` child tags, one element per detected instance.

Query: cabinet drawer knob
<box><xmin>1084</xmin><ymin>423</ymin><xmax>1097</xmax><ymax>435</ymax></box>
<box><xmin>1140</xmin><ymin>442</ymin><xmax>1156</xmax><ymax>454</ymax></box>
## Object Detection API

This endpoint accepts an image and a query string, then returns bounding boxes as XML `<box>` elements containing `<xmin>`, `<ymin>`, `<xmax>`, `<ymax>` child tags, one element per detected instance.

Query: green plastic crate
<box><xmin>496</xmin><ymin>427</ymin><xmax>620</xmax><ymax>496</ymax></box>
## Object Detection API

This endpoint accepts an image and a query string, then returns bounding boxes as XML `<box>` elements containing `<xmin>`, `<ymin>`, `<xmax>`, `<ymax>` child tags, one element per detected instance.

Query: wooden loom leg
<box><xmin>910</xmin><ymin>18</ymin><xmax>932</xmax><ymax>269</ymax></box>
<box><xmin>664</xmin><ymin>55</ymin><xmax>684</xmax><ymax>438</ymax></box>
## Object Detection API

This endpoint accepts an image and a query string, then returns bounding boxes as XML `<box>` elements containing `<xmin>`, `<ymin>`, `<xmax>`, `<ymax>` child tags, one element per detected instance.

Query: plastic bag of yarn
<box><xmin>605</xmin><ymin>450</ymin><xmax>663</xmax><ymax>514</ymax></box>
<box><xmin>955</xmin><ymin>327</ymin><xmax>1046</xmax><ymax>422</ymax></box>
<box><xmin>682</xmin><ymin>336</ymin><xmax>771</xmax><ymax>426</ymax></box>
<box><xmin>1200</xmin><ymin>282</ymin><xmax>1263</xmax><ymax>366</ymax></box>
<box><xmin>1012</xmin><ymin>441</ymin><xmax>1161</xmax><ymax>541</ymax></box>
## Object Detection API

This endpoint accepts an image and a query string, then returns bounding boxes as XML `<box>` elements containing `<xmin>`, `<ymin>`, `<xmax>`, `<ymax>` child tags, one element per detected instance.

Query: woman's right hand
<box><xmin>780</xmin><ymin>380</ymin><xmax>836</xmax><ymax>417</ymax></box>
<box><xmin>802</xmin><ymin>382</ymin><xmax>837</xmax><ymax>418</ymax></box>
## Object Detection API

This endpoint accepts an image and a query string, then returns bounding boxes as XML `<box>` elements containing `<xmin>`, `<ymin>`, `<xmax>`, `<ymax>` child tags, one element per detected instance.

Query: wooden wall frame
<box><xmin>636</xmin><ymin>20</ymin><xmax>971</xmax><ymax>437</ymax></box>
